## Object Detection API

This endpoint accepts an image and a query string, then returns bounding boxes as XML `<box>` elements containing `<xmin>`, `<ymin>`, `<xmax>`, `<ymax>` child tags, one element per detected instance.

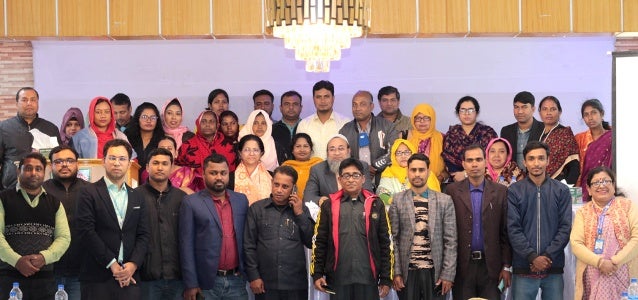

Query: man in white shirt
<box><xmin>296</xmin><ymin>80</ymin><xmax>350</xmax><ymax>159</ymax></box>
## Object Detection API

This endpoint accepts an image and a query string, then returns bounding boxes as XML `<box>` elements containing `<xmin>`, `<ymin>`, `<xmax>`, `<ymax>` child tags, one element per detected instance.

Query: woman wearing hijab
<box><xmin>161</xmin><ymin>98</ymin><xmax>194</xmax><ymax>150</ymax></box>
<box><xmin>218</xmin><ymin>110</ymin><xmax>240</xmax><ymax>170</ymax></box>
<box><xmin>59</xmin><ymin>107</ymin><xmax>85</xmax><ymax>146</ymax></box>
<box><xmin>377</xmin><ymin>139</ymin><xmax>441</xmax><ymax>205</ymax></box>
<box><xmin>485</xmin><ymin>137</ymin><xmax>523</xmax><ymax>186</ymax></box>
<box><xmin>71</xmin><ymin>96</ymin><xmax>132</xmax><ymax>158</ymax></box>
<box><xmin>238</xmin><ymin>109</ymin><xmax>285</xmax><ymax>171</ymax></box>
<box><xmin>175</xmin><ymin>110</ymin><xmax>232</xmax><ymax>170</ymax></box>
<box><xmin>406</xmin><ymin>103</ymin><xmax>445</xmax><ymax>185</ymax></box>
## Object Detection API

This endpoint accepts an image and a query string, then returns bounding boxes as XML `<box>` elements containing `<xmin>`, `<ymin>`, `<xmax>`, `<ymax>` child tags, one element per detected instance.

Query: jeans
<box><xmin>201</xmin><ymin>274</ymin><xmax>248</xmax><ymax>300</ymax></box>
<box><xmin>141</xmin><ymin>279</ymin><xmax>184</xmax><ymax>300</ymax></box>
<box><xmin>56</xmin><ymin>275</ymin><xmax>82</xmax><ymax>300</ymax></box>
<box><xmin>512</xmin><ymin>274</ymin><xmax>564</xmax><ymax>300</ymax></box>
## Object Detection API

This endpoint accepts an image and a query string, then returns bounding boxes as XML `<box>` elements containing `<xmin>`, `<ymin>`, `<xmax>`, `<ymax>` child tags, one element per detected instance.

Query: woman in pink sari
<box><xmin>575</xmin><ymin>99</ymin><xmax>612</xmax><ymax>201</ymax></box>
<box><xmin>571</xmin><ymin>167</ymin><xmax>638</xmax><ymax>299</ymax></box>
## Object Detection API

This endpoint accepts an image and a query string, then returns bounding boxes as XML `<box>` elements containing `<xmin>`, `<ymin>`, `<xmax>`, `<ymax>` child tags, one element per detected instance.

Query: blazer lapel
<box><xmin>482</xmin><ymin>181</ymin><xmax>495</xmax><ymax>214</ymax></box>
<box><xmin>428</xmin><ymin>191</ymin><xmax>437</xmax><ymax>235</ymax></box>
<box><xmin>457</xmin><ymin>180</ymin><xmax>473</xmax><ymax>213</ymax></box>
<box><xmin>202</xmin><ymin>193</ymin><xmax>222</xmax><ymax>229</ymax></box>
<box><xmin>97</xmin><ymin>178</ymin><xmax>119</xmax><ymax>225</ymax></box>
<box><xmin>122</xmin><ymin>185</ymin><xmax>136</xmax><ymax>228</ymax></box>
<box><xmin>323</xmin><ymin>162</ymin><xmax>338</xmax><ymax>192</ymax></box>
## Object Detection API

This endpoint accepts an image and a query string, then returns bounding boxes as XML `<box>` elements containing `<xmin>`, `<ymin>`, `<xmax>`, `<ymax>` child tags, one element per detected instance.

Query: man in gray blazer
<box><xmin>303</xmin><ymin>134</ymin><xmax>374</xmax><ymax>205</ymax></box>
<box><xmin>388</xmin><ymin>153</ymin><xmax>457</xmax><ymax>300</ymax></box>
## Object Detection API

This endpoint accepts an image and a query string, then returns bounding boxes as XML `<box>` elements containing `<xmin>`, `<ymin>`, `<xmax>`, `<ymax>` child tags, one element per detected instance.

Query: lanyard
<box><xmin>596</xmin><ymin>198</ymin><xmax>614</xmax><ymax>237</ymax></box>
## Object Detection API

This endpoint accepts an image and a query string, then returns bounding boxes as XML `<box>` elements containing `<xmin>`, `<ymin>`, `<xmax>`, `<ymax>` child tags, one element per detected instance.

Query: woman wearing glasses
<box><xmin>71</xmin><ymin>96</ymin><xmax>134</xmax><ymax>159</ymax></box>
<box><xmin>571</xmin><ymin>167</ymin><xmax>638</xmax><ymax>300</ymax></box>
<box><xmin>238</xmin><ymin>109</ymin><xmax>285</xmax><ymax>172</ymax></box>
<box><xmin>406</xmin><ymin>104</ymin><xmax>445</xmax><ymax>187</ymax></box>
<box><xmin>234</xmin><ymin>134</ymin><xmax>273</xmax><ymax>205</ymax></box>
<box><xmin>125</xmin><ymin>102</ymin><xmax>165</xmax><ymax>170</ymax></box>
<box><xmin>377</xmin><ymin>139</ymin><xmax>441</xmax><ymax>205</ymax></box>
<box><xmin>442</xmin><ymin>96</ymin><xmax>498</xmax><ymax>182</ymax></box>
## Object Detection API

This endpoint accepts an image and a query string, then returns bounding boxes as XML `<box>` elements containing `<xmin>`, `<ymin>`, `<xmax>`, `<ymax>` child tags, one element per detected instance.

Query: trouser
<box><xmin>255</xmin><ymin>288</ymin><xmax>307</xmax><ymax>300</ymax></box>
<box><xmin>331</xmin><ymin>283</ymin><xmax>379</xmax><ymax>300</ymax></box>
<box><xmin>512</xmin><ymin>274</ymin><xmax>564</xmax><ymax>300</ymax></box>
<box><xmin>397</xmin><ymin>268</ymin><xmax>445</xmax><ymax>300</ymax></box>
<box><xmin>452</xmin><ymin>258</ymin><xmax>500</xmax><ymax>300</ymax></box>
<box><xmin>80</xmin><ymin>279</ymin><xmax>141</xmax><ymax>300</ymax></box>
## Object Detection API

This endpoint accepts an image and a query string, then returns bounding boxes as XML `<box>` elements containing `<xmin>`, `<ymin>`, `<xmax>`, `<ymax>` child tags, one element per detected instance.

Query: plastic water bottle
<box><xmin>54</xmin><ymin>285</ymin><xmax>68</xmax><ymax>300</ymax></box>
<box><xmin>8</xmin><ymin>291</ymin><xmax>17</xmax><ymax>300</ymax></box>
<box><xmin>621</xmin><ymin>291</ymin><xmax>629</xmax><ymax>300</ymax></box>
<box><xmin>628</xmin><ymin>278</ymin><xmax>638</xmax><ymax>299</ymax></box>
<box><xmin>9</xmin><ymin>282</ymin><xmax>22</xmax><ymax>300</ymax></box>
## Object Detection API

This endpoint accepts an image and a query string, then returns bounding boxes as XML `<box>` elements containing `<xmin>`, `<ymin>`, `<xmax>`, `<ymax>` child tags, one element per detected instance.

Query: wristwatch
<box><xmin>503</xmin><ymin>266</ymin><xmax>512</xmax><ymax>272</ymax></box>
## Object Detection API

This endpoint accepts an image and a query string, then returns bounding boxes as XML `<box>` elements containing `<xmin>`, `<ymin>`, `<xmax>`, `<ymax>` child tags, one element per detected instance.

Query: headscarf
<box><xmin>161</xmin><ymin>98</ymin><xmax>190</xmax><ymax>150</ymax></box>
<box><xmin>176</xmin><ymin>110</ymin><xmax>226</xmax><ymax>169</ymax></box>
<box><xmin>88</xmin><ymin>96</ymin><xmax>116</xmax><ymax>159</ymax></box>
<box><xmin>407</xmin><ymin>104</ymin><xmax>445</xmax><ymax>178</ymax></box>
<box><xmin>381</xmin><ymin>139</ymin><xmax>441</xmax><ymax>192</ymax></box>
<box><xmin>486</xmin><ymin>137</ymin><xmax>513</xmax><ymax>181</ymax></box>
<box><xmin>59</xmin><ymin>107</ymin><xmax>85</xmax><ymax>145</ymax></box>
<box><xmin>238</xmin><ymin>109</ymin><xmax>278</xmax><ymax>171</ymax></box>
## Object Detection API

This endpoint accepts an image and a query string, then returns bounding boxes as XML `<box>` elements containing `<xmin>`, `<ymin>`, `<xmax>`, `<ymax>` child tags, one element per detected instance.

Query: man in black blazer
<box><xmin>499</xmin><ymin>91</ymin><xmax>544</xmax><ymax>171</ymax></box>
<box><xmin>76</xmin><ymin>139</ymin><xmax>150</xmax><ymax>300</ymax></box>
<box><xmin>446</xmin><ymin>145</ymin><xmax>511</xmax><ymax>300</ymax></box>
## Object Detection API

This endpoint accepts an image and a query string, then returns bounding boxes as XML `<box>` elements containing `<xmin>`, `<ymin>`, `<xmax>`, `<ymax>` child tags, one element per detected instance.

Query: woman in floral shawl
<box><xmin>538</xmin><ymin>96</ymin><xmax>580</xmax><ymax>184</ymax></box>
<box><xmin>175</xmin><ymin>110</ymin><xmax>232</xmax><ymax>170</ymax></box>
<box><xmin>485</xmin><ymin>137</ymin><xmax>523</xmax><ymax>186</ymax></box>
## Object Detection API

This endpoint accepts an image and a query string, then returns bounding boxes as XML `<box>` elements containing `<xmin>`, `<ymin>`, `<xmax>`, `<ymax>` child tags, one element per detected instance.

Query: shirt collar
<box><xmin>469</xmin><ymin>180</ymin><xmax>485</xmax><ymax>192</ymax></box>
<box><xmin>104</xmin><ymin>176</ymin><xmax>127</xmax><ymax>192</ymax></box>
<box><xmin>341</xmin><ymin>192</ymin><xmax>363</xmax><ymax>203</ymax></box>
<box><xmin>411</xmin><ymin>189</ymin><xmax>429</xmax><ymax>199</ymax></box>
<box><xmin>211</xmin><ymin>190</ymin><xmax>230</xmax><ymax>202</ymax></box>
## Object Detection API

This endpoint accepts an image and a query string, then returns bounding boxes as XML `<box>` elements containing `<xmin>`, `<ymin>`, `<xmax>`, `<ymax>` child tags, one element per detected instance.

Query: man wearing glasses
<box><xmin>507</xmin><ymin>141</ymin><xmax>572</xmax><ymax>299</ymax></box>
<box><xmin>311</xmin><ymin>158</ymin><xmax>393</xmax><ymax>300</ymax></box>
<box><xmin>76</xmin><ymin>139</ymin><xmax>150</xmax><ymax>300</ymax></box>
<box><xmin>43</xmin><ymin>145</ymin><xmax>90</xmax><ymax>300</ymax></box>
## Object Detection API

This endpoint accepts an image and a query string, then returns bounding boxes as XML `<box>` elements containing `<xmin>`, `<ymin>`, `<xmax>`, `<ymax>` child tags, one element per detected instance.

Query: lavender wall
<box><xmin>33</xmin><ymin>36</ymin><xmax>613</xmax><ymax>136</ymax></box>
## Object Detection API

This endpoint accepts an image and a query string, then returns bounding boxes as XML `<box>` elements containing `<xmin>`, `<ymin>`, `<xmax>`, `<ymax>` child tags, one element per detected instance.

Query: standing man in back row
<box><xmin>500</xmin><ymin>91</ymin><xmax>544</xmax><ymax>170</ymax></box>
<box><xmin>296</xmin><ymin>80</ymin><xmax>349</xmax><ymax>160</ymax></box>
<box><xmin>377</xmin><ymin>86</ymin><xmax>411</xmax><ymax>140</ymax></box>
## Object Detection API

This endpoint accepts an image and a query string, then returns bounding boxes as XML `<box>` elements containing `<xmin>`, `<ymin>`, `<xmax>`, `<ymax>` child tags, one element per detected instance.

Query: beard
<box><xmin>327</xmin><ymin>158</ymin><xmax>342</xmax><ymax>175</ymax></box>
<box><xmin>206</xmin><ymin>179</ymin><xmax>227</xmax><ymax>194</ymax></box>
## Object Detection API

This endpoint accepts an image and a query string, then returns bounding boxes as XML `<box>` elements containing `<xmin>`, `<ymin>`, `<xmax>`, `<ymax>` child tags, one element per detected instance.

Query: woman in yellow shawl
<box><xmin>407</xmin><ymin>103</ymin><xmax>445</xmax><ymax>184</ymax></box>
<box><xmin>377</xmin><ymin>139</ymin><xmax>441</xmax><ymax>205</ymax></box>
<box><xmin>282</xmin><ymin>133</ymin><xmax>323</xmax><ymax>200</ymax></box>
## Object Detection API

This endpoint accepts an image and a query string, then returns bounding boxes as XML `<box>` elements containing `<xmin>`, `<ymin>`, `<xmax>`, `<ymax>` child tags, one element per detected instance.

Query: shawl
<box><xmin>581</xmin><ymin>197</ymin><xmax>631</xmax><ymax>252</ymax></box>
<box><xmin>485</xmin><ymin>137</ymin><xmax>523</xmax><ymax>186</ymax></box>
<box><xmin>281</xmin><ymin>156</ymin><xmax>323</xmax><ymax>200</ymax></box>
<box><xmin>140</xmin><ymin>165</ymin><xmax>204</xmax><ymax>193</ymax></box>
<box><xmin>540</xmin><ymin>125</ymin><xmax>579</xmax><ymax>178</ymax></box>
<box><xmin>580</xmin><ymin>130</ymin><xmax>613</xmax><ymax>201</ymax></box>
<box><xmin>161</xmin><ymin>98</ymin><xmax>191</xmax><ymax>150</ymax></box>
<box><xmin>407</xmin><ymin>104</ymin><xmax>445</xmax><ymax>178</ymax></box>
<box><xmin>59</xmin><ymin>107</ymin><xmax>85</xmax><ymax>146</ymax></box>
<box><xmin>88</xmin><ymin>96</ymin><xmax>116</xmax><ymax>159</ymax></box>
<box><xmin>234</xmin><ymin>161</ymin><xmax>272</xmax><ymax>205</ymax></box>
<box><xmin>238</xmin><ymin>109</ymin><xmax>279</xmax><ymax>171</ymax></box>
<box><xmin>442</xmin><ymin>122</ymin><xmax>497</xmax><ymax>172</ymax></box>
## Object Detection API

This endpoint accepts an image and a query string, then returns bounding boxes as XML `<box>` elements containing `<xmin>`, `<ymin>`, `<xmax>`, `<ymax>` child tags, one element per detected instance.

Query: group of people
<box><xmin>0</xmin><ymin>82</ymin><xmax>630</xmax><ymax>300</ymax></box>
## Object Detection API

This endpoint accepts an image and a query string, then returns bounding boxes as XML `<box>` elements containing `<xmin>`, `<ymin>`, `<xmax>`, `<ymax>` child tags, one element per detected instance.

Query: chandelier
<box><xmin>265</xmin><ymin>0</ymin><xmax>371</xmax><ymax>72</ymax></box>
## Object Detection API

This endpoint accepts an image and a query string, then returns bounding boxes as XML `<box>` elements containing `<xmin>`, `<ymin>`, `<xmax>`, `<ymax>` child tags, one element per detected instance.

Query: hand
<box><xmin>378</xmin><ymin>284</ymin><xmax>390</xmax><ymax>298</ymax></box>
<box><xmin>113</xmin><ymin>262</ymin><xmax>137</xmax><ymax>287</ymax></box>
<box><xmin>318</xmin><ymin>196</ymin><xmax>329</xmax><ymax>207</ymax></box>
<box><xmin>393</xmin><ymin>275</ymin><xmax>405</xmax><ymax>292</ymax></box>
<box><xmin>452</xmin><ymin>172</ymin><xmax>465</xmax><ymax>182</ymax></box>
<box><xmin>314</xmin><ymin>277</ymin><xmax>327</xmax><ymax>293</ymax></box>
<box><xmin>183</xmin><ymin>287</ymin><xmax>201</xmax><ymax>300</ymax></box>
<box><xmin>531</xmin><ymin>256</ymin><xmax>552</xmax><ymax>272</ymax></box>
<box><xmin>498</xmin><ymin>269</ymin><xmax>512</xmax><ymax>288</ymax></box>
<box><xmin>435</xmin><ymin>279</ymin><xmax>453</xmax><ymax>295</ymax></box>
<box><xmin>289</xmin><ymin>192</ymin><xmax>303</xmax><ymax>216</ymax></box>
<box><xmin>30</xmin><ymin>253</ymin><xmax>46</xmax><ymax>269</ymax></box>
<box><xmin>250</xmin><ymin>278</ymin><xmax>265</xmax><ymax>294</ymax></box>
<box><xmin>15</xmin><ymin>256</ymin><xmax>39</xmax><ymax>277</ymax></box>
<box><xmin>599</xmin><ymin>259</ymin><xmax>618</xmax><ymax>275</ymax></box>
<box><xmin>369</xmin><ymin>166</ymin><xmax>377</xmax><ymax>178</ymax></box>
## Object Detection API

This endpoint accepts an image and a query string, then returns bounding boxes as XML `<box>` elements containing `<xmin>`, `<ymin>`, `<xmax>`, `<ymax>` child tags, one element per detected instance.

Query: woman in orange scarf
<box><xmin>281</xmin><ymin>133</ymin><xmax>322</xmax><ymax>201</ymax></box>
<box><xmin>406</xmin><ymin>103</ymin><xmax>444</xmax><ymax>186</ymax></box>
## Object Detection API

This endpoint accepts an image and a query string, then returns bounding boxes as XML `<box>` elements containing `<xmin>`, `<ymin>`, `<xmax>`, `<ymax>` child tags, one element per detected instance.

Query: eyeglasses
<box><xmin>140</xmin><ymin>115</ymin><xmax>158</xmax><ymax>121</ymax></box>
<box><xmin>414</xmin><ymin>116</ymin><xmax>431</xmax><ymax>123</ymax></box>
<box><xmin>459</xmin><ymin>108</ymin><xmax>476</xmax><ymax>115</ymax></box>
<box><xmin>242</xmin><ymin>148</ymin><xmax>261</xmax><ymax>154</ymax></box>
<box><xmin>340</xmin><ymin>173</ymin><xmax>363</xmax><ymax>180</ymax></box>
<box><xmin>328</xmin><ymin>146</ymin><xmax>348</xmax><ymax>153</ymax></box>
<box><xmin>106</xmin><ymin>156</ymin><xmax>129</xmax><ymax>163</ymax></box>
<box><xmin>395</xmin><ymin>150</ymin><xmax>412</xmax><ymax>157</ymax></box>
<box><xmin>52</xmin><ymin>158</ymin><xmax>77</xmax><ymax>166</ymax></box>
<box><xmin>591</xmin><ymin>179</ymin><xmax>613</xmax><ymax>188</ymax></box>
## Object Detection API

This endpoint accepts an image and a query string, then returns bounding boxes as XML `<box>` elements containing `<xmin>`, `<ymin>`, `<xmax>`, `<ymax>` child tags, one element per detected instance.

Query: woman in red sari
<box><xmin>575</xmin><ymin>99</ymin><xmax>613</xmax><ymax>201</ymax></box>
<box><xmin>538</xmin><ymin>96</ymin><xmax>580</xmax><ymax>184</ymax></box>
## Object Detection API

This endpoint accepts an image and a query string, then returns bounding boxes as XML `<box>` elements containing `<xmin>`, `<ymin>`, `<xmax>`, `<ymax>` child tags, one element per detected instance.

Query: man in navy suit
<box><xmin>76</xmin><ymin>139</ymin><xmax>150</xmax><ymax>300</ymax></box>
<box><xmin>179</xmin><ymin>153</ymin><xmax>249</xmax><ymax>300</ymax></box>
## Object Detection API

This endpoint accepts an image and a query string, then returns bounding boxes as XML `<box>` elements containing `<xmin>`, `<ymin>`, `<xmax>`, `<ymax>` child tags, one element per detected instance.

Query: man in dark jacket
<box><xmin>244</xmin><ymin>166</ymin><xmax>315</xmax><ymax>299</ymax></box>
<box><xmin>507</xmin><ymin>141</ymin><xmax>572</xmax><ymax>299</ymax></box>
<box><xmin>311</xmin><ymin>158</ymin><xmax>392</xmax><ymax>300</ymax></box>
<box><xmin>43</xmin><ymin>145</ymin><xmax>89</xmax><ymax>300</ymax></box>
<box><xmin>136</xmin><ymin>148</ymin><xmax>186</xmax><ymax>299</ymax></box>
<box><xmin>499</xmin><ymin>91</ymin><xmax>544</xmax><ymax>170</ymax></box>
<box><xmin>0</xmin><ymin>87</ymin><xmax>61</xmax><ymax>191</ymax></box>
